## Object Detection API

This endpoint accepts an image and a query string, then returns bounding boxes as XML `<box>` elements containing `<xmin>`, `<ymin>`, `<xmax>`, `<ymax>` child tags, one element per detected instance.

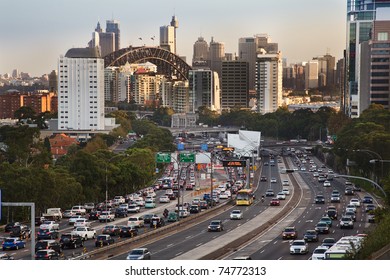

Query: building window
<box><xmin>378</xmin><ymin>32</ymin><xmax>388</xmax><ymax>41</ymax></box>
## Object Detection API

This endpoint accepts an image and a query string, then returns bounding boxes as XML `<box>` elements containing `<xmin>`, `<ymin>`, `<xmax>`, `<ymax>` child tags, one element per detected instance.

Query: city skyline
<box><xmin>0</xmin><ymin>0</ymin><xmax>346</xmax><ymax>77</ymax></box>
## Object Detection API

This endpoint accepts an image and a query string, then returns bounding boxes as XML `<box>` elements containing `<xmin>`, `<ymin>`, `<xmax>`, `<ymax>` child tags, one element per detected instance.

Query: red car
<box><xmin>270</xmin><ymin>198</ymin><xmax>280</xmax><ymax>206</ymax></box>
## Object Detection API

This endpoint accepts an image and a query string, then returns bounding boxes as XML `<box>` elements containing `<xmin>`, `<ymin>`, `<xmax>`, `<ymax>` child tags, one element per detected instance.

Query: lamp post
<box><xmin>354</xmin><ymin>149</ymin><xmax>383</xmax><ymax>181</ymax></box>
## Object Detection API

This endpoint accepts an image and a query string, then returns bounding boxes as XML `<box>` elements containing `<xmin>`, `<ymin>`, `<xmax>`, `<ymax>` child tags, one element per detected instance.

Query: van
<box><xmin>71</xmin><ymin>205</ymin><xmax>86</xmax><ymax>215</ymax></box>
<box><xmin>127</xmin><ymin>216</ymin><xmax>144</xmax><ymax>228</ymax></box>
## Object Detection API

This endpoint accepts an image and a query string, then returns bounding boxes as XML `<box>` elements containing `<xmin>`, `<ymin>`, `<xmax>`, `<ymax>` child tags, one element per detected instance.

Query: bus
<box><xmin>236</xmin><ymin>189</ymin><xmax>254</xmax><ymax>206</ymax></box>
<box><xmin>324</xmin><ymin>235</ymin><xmax>365</xmax><ymax>260</ymax></box>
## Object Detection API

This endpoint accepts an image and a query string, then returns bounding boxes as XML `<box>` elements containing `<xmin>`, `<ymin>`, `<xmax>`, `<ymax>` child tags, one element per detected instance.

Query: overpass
<box><xmin>168</xmin><ymin>126</ymin><xmax>241</xmax><ymax>136</ymax></box>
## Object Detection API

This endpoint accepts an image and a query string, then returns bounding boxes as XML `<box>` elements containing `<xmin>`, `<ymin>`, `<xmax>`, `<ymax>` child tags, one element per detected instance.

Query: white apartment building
<box><xmin>58</xmin><ymin>47</ymin><xmax>105</xmax><ymax>130</ymax></box>
<box><xmin>305</xmin><ymin>60</ymin><xmax>319</xmax><ymax>89</ymax></box>
<box><xmin>256</xmin><ymin>51</ymin><xmax>283</xmax><ymax>114</ymax></box>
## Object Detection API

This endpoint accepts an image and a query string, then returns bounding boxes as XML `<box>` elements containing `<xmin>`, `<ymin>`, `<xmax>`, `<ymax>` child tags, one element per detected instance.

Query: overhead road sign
<box><xmin>156</xmin><ymin>153</ymin><xmax>171</xmax><ymax>163</ymax></box>
<box><xmin>179</xmin><ymin>153</ymin><xmax>195</xmax><ymax>163</ymax></box>
<box><xmin>222</xmin><ymin>160</ymin><xmax>247</xmax><ymax>167</ymax></box>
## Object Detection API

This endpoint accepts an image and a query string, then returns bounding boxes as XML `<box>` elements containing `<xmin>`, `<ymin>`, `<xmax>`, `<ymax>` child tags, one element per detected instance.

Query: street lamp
<box><xmin>354</xmin><ymin>149</ymin><xmax>384</xmax><ymax>180</ymax></box>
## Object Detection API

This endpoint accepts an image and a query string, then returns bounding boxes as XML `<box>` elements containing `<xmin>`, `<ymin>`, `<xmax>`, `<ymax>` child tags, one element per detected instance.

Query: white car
<box><xmin>349</xmin><ymin>198</ymin><xmax>361</xmax><ymax>207</ymax></box>
<box><xmin>313</xmin><ymin>172</ymin><xmax>319</xmax><ymax>177</ymax></box>
<box><xmin>39</xmin><ymin>220</ymin><xmax>59</xmax><ymax>231</ymax></box>
<box><xmin>119</xmin><ymin>204</ymin><xmax>129</xmax><ymax>212</ymax></box>
<box><xmin>270</xmin><ymin>178</ymin><xmax>277</xmax><ymax>183</ymax></box>
<box><xmin>282</xmin><ymin>189</ymin><xmax>290</xmax><ymax>195</ymax></box>
<box><xmin>346</xmin><ymin>204</ymin><xmax>357</xmax><ymax>213</ymax></box>
<box><xmin>134</xmin><ymin>198</ymin><xmax>145</xmax><ymax>207</ymax></box>
<box><xmin>178</xmin><ymin>210</ymin><xmax>190</xmax><ymax>218</ymax></box>
<box><xmin>159</xmin><ymin>196</ymin><xmax>170</xmax><ymax>203</ymax></box>
<box><xmin>289</xmin><ymin>239</ymin><xmax>309</xmax><ymax>255</ymax></box>
<box><xmin>276</xmin><ymin>192</ymin><xmax>286</xmax><ymax>200</ymax></box>
<box><xmin>311</xmin><ymin>246</ymin><xmax>328</xmax><ymax>260</ymax></box>
<box><xmin>230</xmin><ymin>210</ymin><xmax>243</xmax><ymax>220</ymax></box>
<box><xmin>127</xmin><ymin>204</ymin><xmax>141</xmax><ymax>213</ymax></box>
<box><xmin>282</xmin><ymin>180</ymin><xmax>290</xmax><ymax>186</ymax></box>
<box><xmin>219</xmin><ymin>192</ymin><xmax>229</xmax><ymax>199</ymax></box>
<box><xmin>127</xmin><ymin>216</ymin><xmax>144</xmax><ymax>228</ymax></box>
<box><xmin>68</xmin><ymin>215</ymin><xmax>83</xmax><ymax>225</ymax></box>
<box><xmin>73</xmin><ymin>218</ymin><xmax>90</xmax><ymax>228</ymax></box>
<box><xmin>71</xmin><ymin>227</ymin><xmax>96</xmax><ymax>240</ymax></box>
<box><xmin>62</xmin><ymin>210</ymin><xmax>74</xmax><ymax>218</ymax></box>
<box><xmin>323</xmin><ymin>180</ymin><xmax>331</xmax><ymax>187</ymax></box>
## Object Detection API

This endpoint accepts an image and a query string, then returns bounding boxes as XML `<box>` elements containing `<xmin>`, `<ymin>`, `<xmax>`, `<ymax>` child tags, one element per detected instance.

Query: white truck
<box><xmin>42</xmin><ymin>208</ymin><xmax>62</xmax><ymax>221</ymax></box>
<box><xmin>98</xmin><ymin>211</ymin><xmax>115</xmax><ymax>223</ymax></box>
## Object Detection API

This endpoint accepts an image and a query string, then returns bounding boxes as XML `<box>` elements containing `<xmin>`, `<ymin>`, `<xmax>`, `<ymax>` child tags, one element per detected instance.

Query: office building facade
<box><xmin>221</xmin><ymin>61</ymin><xmax>249</xmax><ymax>110</ymax></box>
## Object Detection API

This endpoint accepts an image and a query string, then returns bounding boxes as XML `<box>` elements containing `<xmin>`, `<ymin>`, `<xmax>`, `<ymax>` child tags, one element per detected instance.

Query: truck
<box><xmin>42</xmin><ymin>208</ymin><xmax>63</xmax><ymax>221</ymax></box>
<box><xmin>98</xmin><ymin>211</ymin><xmax>115</xmax><ymax>223</ymax></box>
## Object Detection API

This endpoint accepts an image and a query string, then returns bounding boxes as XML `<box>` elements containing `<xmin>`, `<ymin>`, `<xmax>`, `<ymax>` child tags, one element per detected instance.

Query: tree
<box><xmin>14</xmin><ymin>106</ymin><xmax>36</xmax><ymax>122</ymax></box>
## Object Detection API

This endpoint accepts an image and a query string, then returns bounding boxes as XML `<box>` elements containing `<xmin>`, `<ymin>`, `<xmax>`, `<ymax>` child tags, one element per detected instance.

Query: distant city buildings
<box><xmin>88</xmin><ymin>20</ymin><xmax>121</xmax><ymax>57</ymax></box>
<box><xmin>160</xmin><ymin>16</ymin><xmax>178</xmax><ymax>54</ymax></box>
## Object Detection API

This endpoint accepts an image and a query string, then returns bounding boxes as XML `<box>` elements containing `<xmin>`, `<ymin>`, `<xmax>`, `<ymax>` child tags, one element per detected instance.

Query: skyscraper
<box><xmin>106</xmin><ymin>19</ymin><xmax>120</xmax><ymax>51</ymax></box>
<box><xmin>160</xmin><ymin>16</ymin><xmax>178</xmax><ymax>54</ymax></box>
<box><xmin>209</xmin><ymin>37</ymin><xmax>225</xmax><ymax>78</ymax></box>
<box><xmin>58</xmin><ymin>47</ymin><xmax>105</xmax><ymax>130</ymax></box>
<box><xmin>192</xmin><ymin>36</ymin><xmax>209</xmax><ymax>67</ymax></box>
<box><xmin>221</xmin><ymin>61</ymin><xmax>249</xmax><ymax>110</ymax></box>
<box><xmin>256</xmin><ymin>50</ymin><xmax>283</xmax><ymax>114</ymax></box>
<box><xmin>345</xmin><ymin>0</ymin><xmax>390</xmax><ymax>117</ymax></box>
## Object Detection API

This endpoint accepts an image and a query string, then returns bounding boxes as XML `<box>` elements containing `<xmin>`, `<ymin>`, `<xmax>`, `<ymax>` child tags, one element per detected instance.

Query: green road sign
<box><xmin>179</xmin><ymin>153</ymin><xmax>195</xmax><ymax>163</ymax></box>
<box><xmin>156</xmin><ymin>153</ymin><xmax>171</xmax><ymax>163</ymax></box>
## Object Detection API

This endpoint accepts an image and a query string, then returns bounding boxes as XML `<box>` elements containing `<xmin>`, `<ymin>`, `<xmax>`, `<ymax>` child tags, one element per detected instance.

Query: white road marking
<box><xmin>196</xmin><ymin>243</ymin><xmax>203</xmax><ymax>247</ymax></box>
<box><xmin>175</xmin><ymin>251</ymin><xmax>183</xmax><ymax>256</ymax></box>
<box><xmin>185</xmin><ymin>235</ymin><xmax>192</xmax><ymax>239</ymax></box>
<box><xmin>167</xmin><ymin>243</ymin><xmax>174</xmax><ymax>248</ymax></box>
<box><xmin>260</xmin><ymin>250</ymin><xmax>265</xmax><ymax>254</ymax></box>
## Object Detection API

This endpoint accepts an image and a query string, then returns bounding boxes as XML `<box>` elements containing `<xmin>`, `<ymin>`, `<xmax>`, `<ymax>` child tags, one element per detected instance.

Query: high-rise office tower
<box><xmin>345</xmin><ymin>0</ymin><xmax>390</xmax><ymax>117</ymax></box>
<box><xmin>221</xmin><ymin>61</ymin><xmax>249</xmax><ymax>110</ymax></box>
<box><xmin>48</xmin><ymin>70</ymin><xmax>58</xmax><ymax>93</ymax></box>
<box><xmin>188</xmin><ymin>69</ymin><xmax>221</xmax><ymax>113</ymax></box>
<box><xmin>313</xmin><ymin>54</ymin><xmax>336</xmax><ymax>88</ymax></box>
<box><xmin>160</xmin><ymin>16</ymin><xmax>178</xmax><ymax>54</ymax></box>
<box><xmin>209</xmin><ymin>37</ymin><xmax>225</xmax><ymax>78</ymax></box>
<box><xmin>239</xmin><ymin>34</ymin><xmax>279</xmax><ymax>92</ymax></box>
<box><xmin>106</xmin><ymin>19</ymin><xmax>120</xmax><ymax>51</ymax></box>
<box><xmin>57</xmin><ymin>47</ymin><xmax>105</xmax><ymax>130</ymax></box>
<box><xmin>192</xmin><ymin>36</ymin><xmax>209</xmax><ymax>67</ymax></box>
<box><xmin>256</xmin><ymin>50</ymin><xmax>282</xmax><ymax>114</ymax></box>
<box><xmin>305</xmin><ymin>61</ymin><xmax>319</xmax><ymax>89</ymax></box>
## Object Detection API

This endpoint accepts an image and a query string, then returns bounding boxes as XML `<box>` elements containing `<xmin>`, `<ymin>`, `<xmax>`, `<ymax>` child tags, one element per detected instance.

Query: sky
<box><xmin>0</xmin><ymin>0</ymin><xmax>347</xmax><ymax>77</ymax></box>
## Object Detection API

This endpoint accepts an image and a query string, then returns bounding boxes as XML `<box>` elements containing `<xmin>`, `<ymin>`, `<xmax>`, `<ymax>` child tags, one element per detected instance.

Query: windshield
<box><xmin>130</xmin><ymin>250</ymin><xmax>143</xmax><ymax>255</ymax></box>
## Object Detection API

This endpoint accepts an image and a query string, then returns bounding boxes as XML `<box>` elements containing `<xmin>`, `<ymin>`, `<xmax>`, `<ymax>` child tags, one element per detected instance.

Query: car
<box><xmin>260</xmin><ymin>176</ymin><xmax>267</xmax><ymax>182</ymax></box>
<box><xmin>289</xmin><ymin>239</ymin><xmax>309</xmax><ymax>255</ymax></box>
<box><xmin>276</xmin><ymin>192</ymin><xmax>286</xmax><ymax>200</ymax></box>
<box><xmin>68</xmin><ymin>215</ymin><xmax>83</xmax><ymax>225</ymax></box>
<box><xmin>2</xmin><ymin>237</ymin><xmax>26</xmax><ymax>250</ymax></box>
<box><xmin>0</xmin><ymin>253</ymin><xmax>14</xmax><ymax>260</ymax></box>
<box><xmin>40</xmin><ymin>220</ymin><xmax>59</xmax><ymax>231</ymax></box>
<box><xmin>199</xmin><ymin>200</ymin><xmax>209</xmax><ymax>209</ymax></box>
<box><xmin>95</xmin><ymin>234</ymin><xmax>115</xmax><ymax>247</ymax></box>
<box><xmin>303</xmin><ymin>229</ymin><xmax>319</xmax><ymax>242</ymax></box>
<box><xmin>178</xmin><ymin>209</ymin><xmax>190</xmax><ymax>218</ymax></box>
<box><xmin>340</xmin><ymin>216</ymin><xmax>354</xmax><ymax>229</ymax></box>
<box><xmin>368</xmin><ymin>213</ymin><xmax>375</xmax><ymax>223</ymax></box>
<box><xmin>344</xmin><ymin>210</ymin><xmax>356</xmax><ymax>222</ymax></box>
<box><xmin>311</xmin><ymin>246</ymin><xmax>328</xmax><ymax>260</ymax></box>
<box><xmin>150</xmin><ymin>216</ymin><xmax>165</xmax><ymax>228</ymax></box>
<box><xmin>9</xmin><ymin>225</ymin><xmax>31</xmax><ymax>239</ymax></box>
<box><xmin>114</xmin><ymin>208</ymin><xmax>128</xmax><ymax>218</ymax></box>
<box><xmin>350</xmin><ymin>198</ymin><xmax>361</xmax><ymax>207</ymax></box>
<box><xmin>346</xmin><ymin>204</ymin><xmax>357</xmax><ymax>213</ymax></box>
<box><xmin>315</xmin><ymin>194</ymin><xmax>325</xmax><ymax>204</ymax></box>
<box><xmin>60</xmin><ymin>233</ymin><xmax>84</xmax><ymax>249</ymax></box>
<box><xmin>315</xmin><ymin>222</ymin><xmax>330</xmax><ymax>234</ymax></box>
<box><xmin>159</xmin><ymin>195</ymin><xmax>170</xmax><ymax>203</ymax></box>
<box><xmin>127</xmin><ymin>204</ymin><xmax>141</xmax><ymax>213</ymax></box>
<box><xmin>119</xmin><ymin>225</ymin><xmax>138</xmax><ymax>237</ymax></box>
<box><xmin>265</xmin><ymin>189</ymin><xmax>274</xmax><ymax>197</ymax></box>
<box><xmin>323</xmin><ymin>180</ymin><xmax>331</xmax><ymax>187</ymax></box>
<box><xmin>36</xmin><ymin>228</ymin><xmax>59</xmax><ymax>240</ymax></box>
<box><xmin>264</xmin><ymin>162</ymin><xmax>269</xmax><ymax>166</ymax></box>
<box><xmin>282</xmin><ymin>180</ymin><xmax>290</xmax><ymax>186</ymax></box>
<box><xmin>102</xmin><ymin>225</ymin><xmax>121</xmax><ymax>236</ymax></box>
<box><xmin>127</xmin><ymin>216</ymin><xmax>144</xmax><ymax>228</ymax></box>
<box><xmin>282</xmin><ymin>188</ymin><xmax>290</xmax><ymax>195</ymax></box>
<box><xmin>319</xmin><ymin>216</ymin><xmax>333</xmax><ymax>227</ymax></box>
<box><xmin>330</xmin><ymin>194</ymin><xmax>341</xmax><ymax>203</ymax></box>
<box><xmin>230</xmin><ymin>210</ymin><xmax>243</xmax><ymax>220</ymax></box>
<box><xmin>219</xmin><ymin>192</ymin><xmax>229</xmax><ymax>199</ymax></box>
<box><xmin>35</xmin><ymin>240</ymin><xmax>62</xmax><ymax>254</ymax></box>
<box><xmin>270</xmin><ymin>198</ymin><xmax>280</xmax><ymax>206</ymax></box>
<box><xmin>365</xmin><ymin>204</ymin><xmax>376</xmax><ymax>213</ymax></box>
<box><xmin>35</xmin><ymin>249</ymin><xmax>59</xmax><ymax>260</ymax></box>
<box><xmin>189</xmin><ymin>205</ymin><xmax>201</xmax><ymax>214</ymax></box>
<box><xmin>84</xmin><ymin>202</ymin><xmax>95</xmax><ymax>212</ymax></box>
<box><xmin>126</xmin><ymin>248</ymin><xmax>151</xmax><ymax>260</ymax></box>
<box><xmin>63</xmin><ymin>209</ymin><xmax>74</xmax><ymax>218</ymax></box>
<box><xmin>321</xmin><ymin>237</ymin><xmax>336</xmax><ymax>248</ymax></box>
<box><xmin>167</xmin><ymin>212</ymin><xmax>178</xmax><ymax>222</ymax></box>
<box><xmin>71</xmin><ymin>205</ymin><xmax>86</xmax><ymax>215</ymax></box>
<box><xmin>362</xmin><ymin>196</ymin><xmax>374</xmax><ymax>204</ymax></box>
<box><xmin>144</xmin><ymin>199</ymin><xmax>156</xmax><ymax>208</ymax></box>
<box><xmin>326</xmin><ymin>209</ymin><xmax>338</xmax><ymax>220</ymax></box>
<box><xmin>282</xmin><ymin>226</ymin><xmax>298</xmax><ymax>240</ymax></box>
<box><xmin>313</xmin><ymin>172</ymin><xmax>319</xmax><ymax>177</ymax></box>
<box><xmin>73</xmin><ymin>218</ymin><xmax>90</xmax><ymax>228</ymax></box>
<box><xmin>142</xmin><ymin>213</ymin><xmax>157</xmax><ymax>224</ymax></box>
<box><xmin>318</xmin><ymin>176</ymin><xmax>326</xmax><ymax>182</ymax></box>
<box><xmin>98</xmin><ymin>211</ymin><xmax>115</xmax><ymax>222</ymax></box>
<box><xmin>71</xmin><ymin>227</ymin><xmax>97</xmax><ymax>240</ymax></box>
<box><xmin>208</xmin><ymin>220</ymin><xmax>224</xmax><ymax>232</ymax></box>
<box><xmin>88</xmin><ymin>211</ymin><xmax>101</xmax><ymax>220</ymax></box>
<box><xmin>270</xmin><ymin>178</ymin><xmax>277</xmax><ymax>183</ymax></box>
<box><xmin>345</xmin><ymin>187</ymin><xmax>354</xmax><ymax>195</ymax></box>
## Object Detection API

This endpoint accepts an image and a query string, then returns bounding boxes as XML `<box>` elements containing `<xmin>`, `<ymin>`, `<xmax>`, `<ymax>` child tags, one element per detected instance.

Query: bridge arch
<box><xmin>104</xmin><ymin>46</ymin><xmax>191</xmax><ymax>81</ymax></box>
